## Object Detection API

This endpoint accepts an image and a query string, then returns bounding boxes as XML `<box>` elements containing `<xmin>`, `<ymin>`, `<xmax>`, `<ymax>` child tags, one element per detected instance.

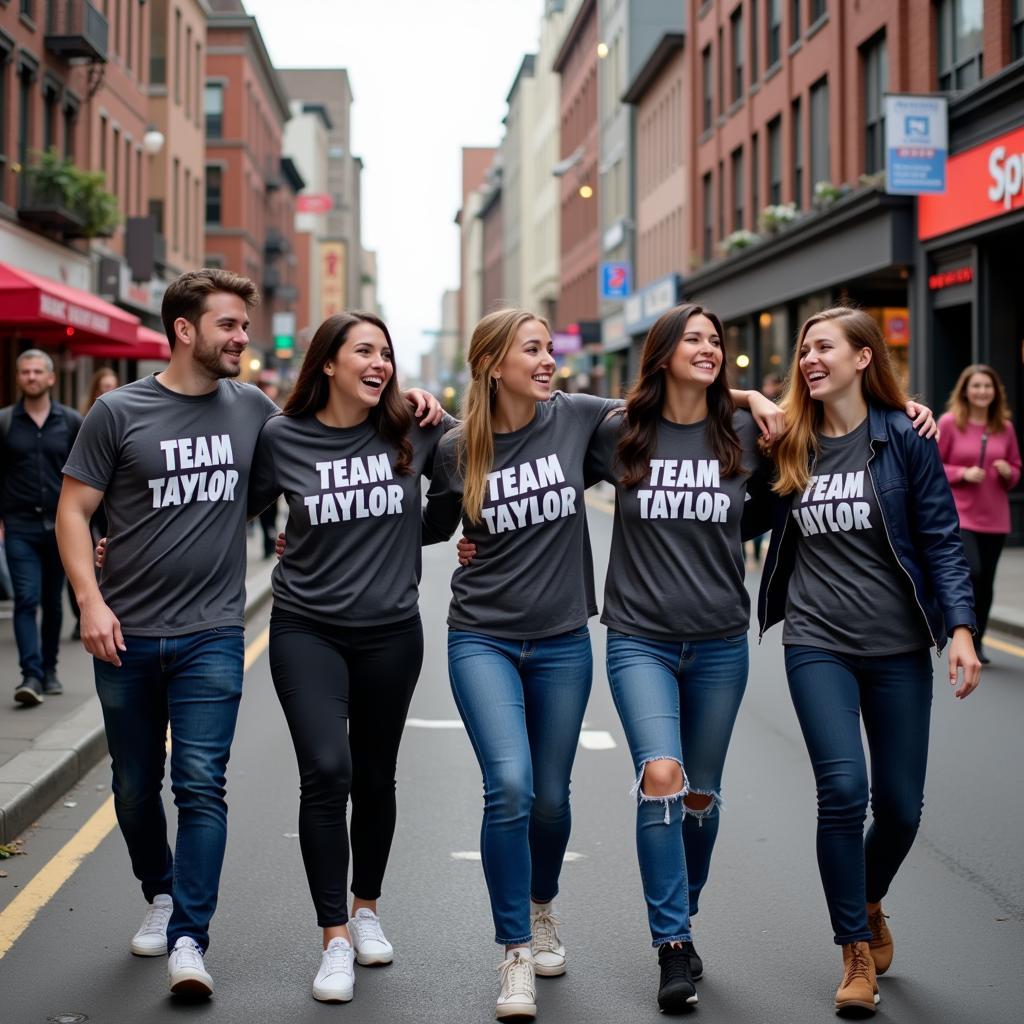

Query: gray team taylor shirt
<box><xmin>783</xmin><ymin>418</ymin><xmax>931</xmax><ymax>654</ymax></box>
<box><xmin>587</xmin><ymin>410</ymin><xmax>762</xmax><ymax>640</ymax></box>
<box><xmin>63</xmin><ymin>375</ymin><xmax>278</xmax><ymax>636</ymax></box>
<box><xmin>249</xmin><ymin>412</ymin><xmax>455</xmax><ymax>627</ymax></box>
<box><xmin>424</xmin><ymin>391</ymin><xmax>620</xmax><ymax>640</ymax></box>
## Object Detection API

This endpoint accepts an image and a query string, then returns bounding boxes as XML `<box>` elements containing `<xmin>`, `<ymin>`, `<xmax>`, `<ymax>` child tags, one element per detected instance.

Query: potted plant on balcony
<box><xmin>68</xmin><ymin>169</ymin><xmax>120</xmax><ymax>239</ymax></box>
<box><xmin>18</xmin><ymin>148</ymin><xmax>119</xmax><ymax>239</ymax></box>
<box><xmin>719</xmin><ymin>229</ymin><xmax>761</xmax><ymax>256</ymax></box>
<box><xmin>758</xmin><ymin>201</ymin><xmax>799</xmax><ymax>235</ymax></box>
<box><xmin>812</xmin><ymin>180</ymin><xmax>844</xmax><ymax>208</ymax></box>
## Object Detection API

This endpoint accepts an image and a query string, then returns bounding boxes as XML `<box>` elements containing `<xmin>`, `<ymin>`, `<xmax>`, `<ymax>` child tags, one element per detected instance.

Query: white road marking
<box><xmin>406</xmin><ymin>718</ymin><xmax>465</xmax><ymax>729</ymax></box>
<box><xmin>451</xmin><ymin>851</ymin><xmax>586</xmax><ymax>862</ymax></box>
<box><xmin>578</xmin><ymin>730</ymin><xmax>617</xmax><ymax>750</ymax></box>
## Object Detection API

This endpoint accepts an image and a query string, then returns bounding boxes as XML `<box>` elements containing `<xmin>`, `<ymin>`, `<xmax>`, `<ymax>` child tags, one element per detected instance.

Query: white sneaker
<box><xmin>167</xmin><ymin>937</ymin><xmax>213</xmax><ymax>997</ymax></box>
<box><xmin>496</xmin><ymin>948</ymin><xmax>536</xmax><ymax>1020</ymax></box>
<box><xmin>313</xmin><ymin>937</ymin><xmax>355</xmax><ymax>1003</ymax></box>
<box><xmin>348</xmin><ymin>907</ymin><xmax>394</xmax><ymax>965</ymax></box>
<box><xmin>130</xmin><ymin>894</ymin><xmax>173</xmax><ymax>956</ymax></box>
<box><xmin>530</xmin><ymin>903</ymin><xmax>566</xmax><ymax>977</ymax></box>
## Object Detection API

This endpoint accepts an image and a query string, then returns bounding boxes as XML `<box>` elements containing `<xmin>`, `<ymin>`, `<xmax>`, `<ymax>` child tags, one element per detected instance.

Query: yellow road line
<box><xmin>986</xmin><ymin>636</ymin><xmax>1024</xmax><ymax>659</ymax></box>
<box><xmin>0</xmin><ymin>626</ymin><xmax>270</xmax><ymax>960</ymax></box>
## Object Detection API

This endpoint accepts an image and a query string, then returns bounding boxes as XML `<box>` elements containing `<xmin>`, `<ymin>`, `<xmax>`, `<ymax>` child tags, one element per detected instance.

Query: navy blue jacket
<box><xmin>757</xmin><ymin>404</ymin><xmax>976</xmax><ymax>653</ymax></box>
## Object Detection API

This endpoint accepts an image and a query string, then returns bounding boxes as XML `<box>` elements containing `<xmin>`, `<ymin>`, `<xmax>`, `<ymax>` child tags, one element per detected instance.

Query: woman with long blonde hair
<box><xmin>938</xmin><ymin>364</ymin><xmax>1021</xmax><ymax>663</ymax></box>
<box><xmin>757</xmin><ymin>307</ymin><xmax>979</xmax><ymax>1016</ymax></box>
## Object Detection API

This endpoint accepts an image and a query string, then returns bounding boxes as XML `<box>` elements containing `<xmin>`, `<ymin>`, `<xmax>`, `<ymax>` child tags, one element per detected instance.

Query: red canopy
<box><xmin>69</xmin><ymin>325</ymin><xmax>171</xmax><ymax>362</ymax></box>
<box><xmin>0</xmin><ymin>261</ymin><xmax>140</xmax><ymax>345</ymax></box>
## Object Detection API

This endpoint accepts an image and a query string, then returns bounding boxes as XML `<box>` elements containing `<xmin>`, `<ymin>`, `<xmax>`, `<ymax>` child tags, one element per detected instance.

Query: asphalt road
<box><xmin>1</xmin><ymin>503</ymin><xmax>1022</xmax><ymax>1024</ymax></box>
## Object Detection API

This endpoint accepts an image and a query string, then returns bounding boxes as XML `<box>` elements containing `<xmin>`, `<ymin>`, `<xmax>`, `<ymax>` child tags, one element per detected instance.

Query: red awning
<box><xmin>0</xmin><ymin>261</ymin><xmax>140</xmax><ymax>345</ymax></box>
<box><xmin>69</xmin><ymin>325</ymin><xmax>171</xmax><ymax>362</ymax></box>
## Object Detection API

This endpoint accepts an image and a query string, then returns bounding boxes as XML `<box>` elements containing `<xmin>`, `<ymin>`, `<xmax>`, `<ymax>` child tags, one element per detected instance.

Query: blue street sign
<box><xmin>601</xmin><ymin>261</ymin><xmax>632</xmax><ymax>300</ymax></box>
<box><xmin>885</xmin><ymin>95</ymin><xmax>949</xmax><ymax>195</ymax></box>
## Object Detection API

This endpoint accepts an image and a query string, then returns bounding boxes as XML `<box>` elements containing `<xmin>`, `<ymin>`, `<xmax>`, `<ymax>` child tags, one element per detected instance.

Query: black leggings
<box><xmin>269</xmin><ymin>609</ymin><xmax>423</xmax><ymax>926</ymax></box>
<box><xmin>960</xmin><ymin>529</ymin><xmax>1006</xmax><ymax>641</ymax></box>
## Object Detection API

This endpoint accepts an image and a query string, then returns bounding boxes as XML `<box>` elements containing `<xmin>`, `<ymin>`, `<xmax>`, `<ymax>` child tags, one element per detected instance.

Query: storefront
<box><xmin>914</xmin><ymin>61</ymin><xmax>1024</xmax><ymax>543</ymax></box>
<box><xmin>680</xmin><ymin>190</ymin><xmax>915</xmax><ymax>392</ymax></box>
<box><xmin>0</xmin><ymin>261</ymin><xmax>170</xmax><ymax>405</ymax></box>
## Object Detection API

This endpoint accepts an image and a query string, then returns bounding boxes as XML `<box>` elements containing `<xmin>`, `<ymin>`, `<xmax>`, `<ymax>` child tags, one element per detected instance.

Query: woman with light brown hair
<box><xmin>757</xmin><ymin>307</ymin><xmax>979</xmax><ymax>1016</ymax></box>
<box><xmin>80</xmin><ymin>367</ymin><xmax>120</xmax><ymax>414</ymax></box>
<box><xmin>938</xmin><ymin>364</ymin><xmax>1021</xmax><ymax>663</ymax></box>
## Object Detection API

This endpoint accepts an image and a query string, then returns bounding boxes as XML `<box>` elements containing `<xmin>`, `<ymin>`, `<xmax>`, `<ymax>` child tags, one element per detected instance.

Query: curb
<box><xmin>988</xmin><ymin>606</ymin><xmax>1024</xmax><ymax>642</ymax></box>
<box><xmin>0</xmin><ymin>573</ymin><xmax>274</xmax><ymax>844</ymax></box>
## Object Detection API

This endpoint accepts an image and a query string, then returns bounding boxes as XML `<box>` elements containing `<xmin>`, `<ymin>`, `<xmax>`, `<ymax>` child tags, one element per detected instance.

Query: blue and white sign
<box><xmin>600</xmin><ymin>261</ymin><xmax>632</xmax><ymax>300</ymax></box>
<box><xmin>885</xmin><ymin>94</ymin><xmax>949</xmax><ymax>195</ymax></box>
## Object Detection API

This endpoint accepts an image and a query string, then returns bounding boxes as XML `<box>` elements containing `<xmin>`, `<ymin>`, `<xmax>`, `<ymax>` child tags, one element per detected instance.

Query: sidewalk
<box><xmin>990</xmin><ymin>546</ymin><xmax>1024</xmax><ymax>640</ymax></box>
<box><xmin>0</xmin><ymin>534</ymin><xmax>276</xmax><ymax>843</ymax></box>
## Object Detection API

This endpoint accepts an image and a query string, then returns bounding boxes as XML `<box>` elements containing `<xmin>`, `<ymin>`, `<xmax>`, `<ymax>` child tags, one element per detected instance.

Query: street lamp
<box><xmin>142</xmin><ymin>127</ymin><xmax>165</xmax><ymax>156</ymax></box>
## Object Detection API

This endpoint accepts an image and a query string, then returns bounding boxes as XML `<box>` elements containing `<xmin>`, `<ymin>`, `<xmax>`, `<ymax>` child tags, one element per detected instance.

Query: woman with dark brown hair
<box><xmin>248</xmin><ymin>312</ymin><xmax>453</xmax><ymax>1004</ymax></box>
<box><xmin>758</xmin><ymin>307</ymin><xmax>978</xmax><ymax>1016</ymax></box>
<box><xmin>938</xmin><ymin>364</ymin><xmax>1021</xmax><ymax>663</ymax></box>
<box><xmin>584</xmin><ymin>303</ymin><xmax>775</xmax><ymax>1012</ymax></box>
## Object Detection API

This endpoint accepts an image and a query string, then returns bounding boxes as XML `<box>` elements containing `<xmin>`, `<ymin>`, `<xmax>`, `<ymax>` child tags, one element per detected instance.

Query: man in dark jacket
<box><xmin>0</xmin><ymin>349</ymin><xmax>83</xmax><ymax>705</ymax></box>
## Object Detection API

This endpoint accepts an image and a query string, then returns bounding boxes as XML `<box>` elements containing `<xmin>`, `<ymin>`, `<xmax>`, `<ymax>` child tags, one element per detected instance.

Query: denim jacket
<box><xmin>757</xmin><ymin>404</ymin><xmax>976</xmax><ymax>653</ymax></box>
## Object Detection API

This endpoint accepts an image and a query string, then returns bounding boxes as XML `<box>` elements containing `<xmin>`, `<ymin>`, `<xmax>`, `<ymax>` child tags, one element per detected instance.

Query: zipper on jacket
<box><xmin>866</xmin><ymin>438</ymin><xmax>939</xmax><ymax>651</ymax></box>
<box><xmin>757</xmin><ymin>511</ymin><xmax>790</xmax><ymax>644</ymax></box>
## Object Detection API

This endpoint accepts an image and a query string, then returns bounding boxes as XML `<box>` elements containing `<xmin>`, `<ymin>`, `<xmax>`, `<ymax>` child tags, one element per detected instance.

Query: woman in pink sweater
<box><xmin>938</xmin><ymin>364</ymin><xmax>1022</xmax><ymax>662</ymax></box>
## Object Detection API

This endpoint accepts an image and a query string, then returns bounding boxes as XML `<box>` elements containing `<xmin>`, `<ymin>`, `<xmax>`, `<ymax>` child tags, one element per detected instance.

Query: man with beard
<box><xmin>0</xmin><ymin>350</ymin><xmax>83</xmax><ymax>706</ymax></box>
<box><xmin>57</xmin><ymin>269</ymin><xmax>277</xmax><ymax>997</ymax></box>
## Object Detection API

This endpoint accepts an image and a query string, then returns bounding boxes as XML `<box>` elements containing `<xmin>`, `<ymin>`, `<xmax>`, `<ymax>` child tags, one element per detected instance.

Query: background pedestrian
<box><xmin>0</xmin><ymin>349</ymin><xmax>83</xmax><ymax>705</ymax></box>
<box><xmin>938</xmin><ymin>364</ymin><xmax>1021</xmax><ymax>663</ymax></box>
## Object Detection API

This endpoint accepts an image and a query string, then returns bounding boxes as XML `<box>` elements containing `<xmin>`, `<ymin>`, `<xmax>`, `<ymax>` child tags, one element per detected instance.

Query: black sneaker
<box><xmin>14</xmin><ymin>677</ymin><xmax>45</xmax><ymax>706</ymax></box>
<box><xmin>43</xmin><ymin>671</ymin><xmax>64</xmax><ymax>695</ymax></box>
<box><xmin>658</xmin><ymin>944</ymin><xmax>698</xmax><ymax>1012</ymax></box>
<box><xmin>679</xmin><ymin>939</ymin><xmax>703</xmax><ymax>980</ymax></box>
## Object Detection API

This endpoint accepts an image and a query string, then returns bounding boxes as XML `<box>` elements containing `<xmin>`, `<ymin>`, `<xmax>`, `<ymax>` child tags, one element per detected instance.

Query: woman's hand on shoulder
<box><xmin>948</xmin><ymin>626</ymin><xmax>981</xmax><ymax>699</ymax></box>
<box><xmin>741</xmin><ymin>390</ymin><xmax>785</xmax><ymax>443</ymax></box>
<box><xmin>905</xmin><ymin>401</ymin><xmax>938</xmax><ymax>439</ymax></box>
<box><xmin>404</xmin><ymin>388</ymin><xmax>445</xmax><ymax>427</ymax></box>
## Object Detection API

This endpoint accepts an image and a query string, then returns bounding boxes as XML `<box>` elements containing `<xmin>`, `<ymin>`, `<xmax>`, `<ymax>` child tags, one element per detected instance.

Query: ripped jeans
<box><xmin>607</xmin><ymin>630</ymin><xmax>748</xmax><ymax>946</ymax></box>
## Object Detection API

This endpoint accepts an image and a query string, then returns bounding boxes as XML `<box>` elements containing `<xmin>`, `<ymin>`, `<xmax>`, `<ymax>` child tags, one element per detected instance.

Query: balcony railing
<box><xmin>264</xmin><ymin>228</ymin><xmax>290</xmax><ymax>257</ymax></box>
<box><xmin>45</xmin><ymin>0</ymin><xmax>109</xmax><ymax>63</ymax></box>
<box><xmin>17</xmin><ymin>176</ymin><xmax>86</xmax><ymax>238</ymax></box>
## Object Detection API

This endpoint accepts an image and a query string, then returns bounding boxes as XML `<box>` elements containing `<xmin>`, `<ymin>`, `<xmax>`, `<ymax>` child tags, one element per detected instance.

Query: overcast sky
<box><xmin>241</xmin><ymin>0</ymin><xmax>546</xmax><ymax>374</ymax></box>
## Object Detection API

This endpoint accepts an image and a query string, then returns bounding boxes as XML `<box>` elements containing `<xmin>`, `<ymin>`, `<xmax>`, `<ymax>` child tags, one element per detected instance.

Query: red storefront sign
<box><xmin>919</xmin><ymin>124</ymin><xmax>1024</xmax><ymax>240</ymax></box>
<box><xmin>297</xmin><ymin>193</ymin><xmax>333</xmax><ymax>214</ymax></box>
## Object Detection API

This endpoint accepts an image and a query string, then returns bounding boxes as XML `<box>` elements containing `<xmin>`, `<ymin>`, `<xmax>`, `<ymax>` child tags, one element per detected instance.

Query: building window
<box><xmin>863</xmin><ymin>33</ymin><xmax>887</xmax><ymax>175</ymax></box>
<box><xmin>205</xmin><ymin>165</ymin><xmax>222</xmax><ymax>224</ymax></box>
<box><xmin>731</xmin><ymin>146</ymin><xmax>745</xmax><ymax>230</ymax></box>
<box><xmin>810</xmin><ymin>76</ymin><xmax>829</xmax><ymax>189</ymax></box>
<box><xmin>185</xmin><ymin>25</ymin><xmax>192</xmax><ymax>115</ymax></box>
<box><xmin>702</xmin><ymin>172</ymin><xmax>714</xmax><ymax>260</ymax></box>
<box><xmin>750</xmin><ymin>0</ymin><xmax>760</xmax><ymax>81</ymax></box>
<box><xmin>99</xmin><ymin>114</ymin><xmax>108</xmax><ymax>174</ymax></box>
<box><xmin>936</xmin><ymin>0</ymin><xmax>983</xmax><ymax>91</ymax></box>
<box><xmin>0</xmin><ymin>53</ymin><xmax>8</xmax><ymax>168</ymax></box>
<box><xmin>810</xmin><ymin>0</ymin><xmax>826</xmax><ymax>21</ymax></box>
<box><xmin>124</xmin><ymin>136</ymin><xmax>132</xmax><ymax>215</ymax></box>
<box><xmin>702</xmin><ymin>46</ymin><xmax>713</xmax><ymax>130</ymax></box>
<box><xmin>174</xmin><ymin>7</ymin><xmax>182</xmax><ymax>105</ymax></box>
<box><xmin>731</xmin><ymin>7</ymin><xmax>744</xmax><ymax>102</ymax></box>
<box><xmin>63</xmin><ymin>101</ymin><xmax>78</xmax><ymax>160</ymax></box>
<box><xmin>717</xmin><ymin>158</ymin><xmax>725</xmax><ymax>240</ymax></box>
<box><xmin>173</xmin><ymin>156</ymin><xmax>180</xmax><ymax>247</ymax></box>
<box><xmin>768</xmin><ymin>0</ymin><xmax>781</xmax><ymax>66</ymax></box>
<box><xmin>20</xmin><ymin>1</ymin><xmax>35</xmax><ymax>20</ymax></box>
<box><xmin>205</xmin><ymin>83</ymin><xmax>223</xmax><ymax>139</ymax></box>
<box><xmin>151</xmin><ymin>7</ymin><xmax>167</xmax><ymax>84</ymax></box>
<box><xmin>17</xmin><ymin>66</ymin><xmax>32</xmax><ymax>170</ymax></box>
<box><xmin>112</xmin><ymin>126</ymin><xmax>120</xmax><ymax>201</ymax></box>
<box><xmin>768</xmin><ymin>116</ymin><xmax>782</xmax><ymax>203</ymax></box>
<box><xmin>1012</xmin><ymin>0</ymin><xmax>1024</xmax><ymax>60</ymax></box>
<box><xmin>792</xmin><ymin>97</ymin><xmax>803</xmax><ymax>207</ymax></box>
<box><xmin>43</xmin><ymin>81</ymin><xmax>59</xmax><ymax>152</ymax></box>
<box><xmin>718</xmin><ymin>27</ymin><xmax>725</xmax><ymax>115</ymax></box>
<box><xmin>752</xmin><ymin>131</ymin><xmax>760</xmax><ymax>218</ymax></box>
<box><xmin>791</xmin><ymin>0</ymin><xmax>800</xmax><ymax>43</ymax></box>
<box><xmin>195</xmin><ymin>43</ymin><xmax>202</xmax><ymax>123</ymax></box>
<box><xmin>184</xmin><ymin>167</ymin><xmax>191</xmax><ymax>259</ymax></box>
<box><xmin>149</xmin><ymin>198</ymin><xmax>165</xmax><ymax>234</ymax></box>
<box><xmin>126</xmin><ymin>0</ymin><xmax>133</xmax><ymax>70</ymax></box>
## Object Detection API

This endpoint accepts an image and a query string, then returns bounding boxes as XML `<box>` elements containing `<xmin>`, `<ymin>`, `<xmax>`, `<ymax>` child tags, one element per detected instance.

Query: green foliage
<box><xmin>23</xmin><ymin>147</ymin><xmax>120</xmax><ymax>238</ymax></box>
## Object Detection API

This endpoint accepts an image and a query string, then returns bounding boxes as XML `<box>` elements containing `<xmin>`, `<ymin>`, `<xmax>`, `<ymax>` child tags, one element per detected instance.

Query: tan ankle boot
<box><xmin>835</xmin><ymin>941</ymin><xmax>879</xmax><ymax>1014</ymax></box>
<box><xmin>866</xmin><ymin>905</ymin><xmax>893</xmax><ymax>974</ymax></box>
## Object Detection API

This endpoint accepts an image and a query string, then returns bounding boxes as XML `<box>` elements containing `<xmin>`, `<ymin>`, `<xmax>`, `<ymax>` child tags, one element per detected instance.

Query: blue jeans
<box><xmin>94</xmin><ymin>626</ymin><xmax>244</xmax><ymax>952</ymax></box>
<box><xmin>448</xmin><ymin>627</ymin><xmax>593</xmax><ymax>946</ymax></box>
<box><xmin>5</xmin><ymin>523</ymin><xmax>65</xmax><ymax>681</ymax></box>
<box><xmin>784</xmin><ymin>645</ymin><xmax>933</xmax><ymax>945</ymax></box>
<box><xmin>606</xmin><ymin>631</ymin><xmax>748</xmax><ymax>945</ymax></box>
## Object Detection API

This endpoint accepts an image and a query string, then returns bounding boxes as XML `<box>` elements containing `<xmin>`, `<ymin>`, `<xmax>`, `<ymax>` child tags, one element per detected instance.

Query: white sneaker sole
<box><xmin>313</xmin><ymin>982</ymin><xmax>354</xmax><ymax>1003</ymax></box>
<box><xmin>354</xmin><ymin>949</ymin><xmax>393</xmax><ymax>966</ymax></box>
<box><xmin>496</xmin><ymin>1000</ymin><xmax>537</xmax><ymax>1020</ymax></box>
<box><xmin>131</xmin><ymin>938</ymin><xmax>168</xmax><ymax>957</ymax></box>
<box><xmin>169</xmin><ymin>971</ymin><xmax>213</xmax><ymax>998</ymax></box>
<box><xmin>533</xmin><ymin>959</ymin><xmax>565</xmax><ymax>977</ymax></box>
